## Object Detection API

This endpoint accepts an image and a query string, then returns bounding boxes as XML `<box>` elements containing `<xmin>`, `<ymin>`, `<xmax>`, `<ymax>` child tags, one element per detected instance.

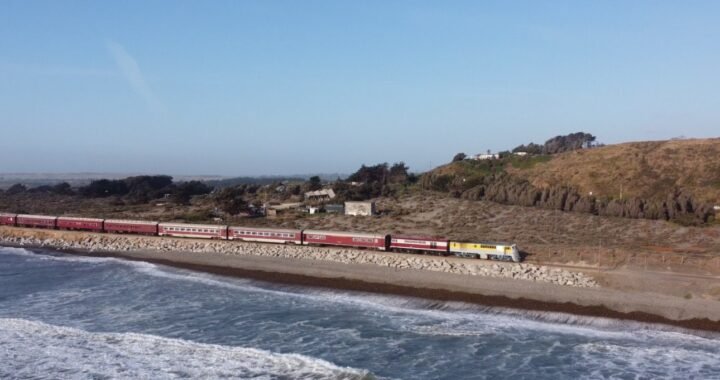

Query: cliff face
<box><xmin>423</xmin><ymin>138</ymin><xmax>720</xmax><ymax>225</ymax></box>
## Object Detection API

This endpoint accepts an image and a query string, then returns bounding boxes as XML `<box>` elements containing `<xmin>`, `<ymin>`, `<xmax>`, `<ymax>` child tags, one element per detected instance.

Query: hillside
<box><xmin>422</xmin><ymin>138</ymin><xmax>720</xmax><ymax>224</ymax></box>
<box><xmin>508</xmin><ymin>138</ymin><xmax>720</xmax><ymax>204</ymax></box>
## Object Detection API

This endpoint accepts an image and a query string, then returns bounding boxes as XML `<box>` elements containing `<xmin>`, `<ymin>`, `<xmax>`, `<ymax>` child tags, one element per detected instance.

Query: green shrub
<box><xmin>509</xmin><ymin>155</ymin><xmax>552</xmax><ymax>170</ymax></box>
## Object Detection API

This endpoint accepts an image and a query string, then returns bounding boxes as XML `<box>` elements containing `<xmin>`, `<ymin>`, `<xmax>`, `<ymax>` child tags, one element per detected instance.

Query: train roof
<box><xmin>17</xmin><ymin>214</ymin><xmax>58</xmax><ymax>219</ymax></box>
<box><xmin>0</xmin><ymin>212</ymin><xmax>17</xmax><ymax>217</ymax></box>
<box><xmin>228</xmin><ymin>226</ymin><xmax>301</xmax><ymax>234</ymax></box>
<box><xmin>159</xmin><ymin>222</ymin><xmax>227</xmax><ymax>229</ymax></box>
<box><xmin>450</xmin><ymin>240</ymin><xmax>517</xmax><ymax>247</ymax></box>
<box><xmin>105</xmin><ymin>219</ymin><xmax>159</xmax><ymax>225</ymax></box>
<box><xmin>57</xmin><ymin>216</ymin><xmax>104</xmax><ymax>222</ymax></box>
<box><xmin>303</xmin><ymin>229</ymin><xmax>388</xmax><ymax>238</ymax></box>
<box><xmin>391</xmin><ymin>235</ymin><xmax>448</xmax><ymax>242</ymax></box>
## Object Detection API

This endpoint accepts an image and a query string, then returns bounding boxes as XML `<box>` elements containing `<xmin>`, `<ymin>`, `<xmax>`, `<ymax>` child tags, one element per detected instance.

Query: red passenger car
<box><xmin>158</xmin><ymin>223</ymin><xmax>228</xmax><ymax>239</ymax></box>
<box><xmin>0</xmin><ymin>213</ymin><xmax>17</xmax><ymax>226</ymax></box>
<box><xmin>228</xmin><ymin>226</ymin><xmax>302</xmax><ymax>244</ymax></box>
<box><xmin>389</xmin><ymin>235</ymin><xmax>449</xmax><ymax>254</ymax></box>
<box><xmin>57</xmin><ymin>217</ymin><xmax>104</xmax><ymax>232</ymax></box>
<box><xmin>104</xmin><ymin>219</ymin><xmax>158</xmax><ymax>235</ymax></box>
<box><xmin>302</xmin><ymin>230</ymin><xmax>389</xmax><ymax>250</ymax></box>
<box><xmin>16</xmin><ymin>214</ymin><xmax>57</xmax><ymax>229</ymax></box>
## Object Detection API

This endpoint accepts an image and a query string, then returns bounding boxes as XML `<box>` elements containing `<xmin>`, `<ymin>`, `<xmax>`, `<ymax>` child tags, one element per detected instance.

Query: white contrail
<box><xmin>106</xmin><ymin>40</ymin><xmax>163</xmax><ymax>113</ymax></box>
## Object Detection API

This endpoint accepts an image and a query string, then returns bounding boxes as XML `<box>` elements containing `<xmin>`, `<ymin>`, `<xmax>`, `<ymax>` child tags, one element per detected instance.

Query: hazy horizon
<box><xmin>2</xmin><ymin>1</ymin><xmax>719</xmax><ymax>175</ymax></box>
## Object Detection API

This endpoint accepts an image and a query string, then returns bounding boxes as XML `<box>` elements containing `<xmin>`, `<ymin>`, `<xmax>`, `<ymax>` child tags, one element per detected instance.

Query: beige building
<box><xmin>304</xmin><ymin>189</ymin><xmax>336</xmax><ymax>202</ymax></box>
<box><xmin>345</xmin><ymin>201</ymin><xmax>376</xmax><ymax>216</ymax></box>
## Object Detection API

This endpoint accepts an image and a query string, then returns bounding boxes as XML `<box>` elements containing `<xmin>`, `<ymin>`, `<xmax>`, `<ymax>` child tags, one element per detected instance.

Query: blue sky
<box><xmin>1</xmin><ymin>1</ymin><xmax>719</xmax><ymax>176</ymax></box>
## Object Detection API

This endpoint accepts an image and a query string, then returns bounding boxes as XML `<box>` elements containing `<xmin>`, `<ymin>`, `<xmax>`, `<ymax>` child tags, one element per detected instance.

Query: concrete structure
<box><xmin>345</xmin><ymin>201</ymin><xmax>376</xmax><ymax>216</ymax></box>
<box><xmin>324</xmin><ymin>204</ymin><xmax>345</xmax><ymax>214</ymax></box>
<box><xmin>304</xmin><ymin>189</ymin><xmax>336</xmax><ymax>202</ymax></box>
<box><xmin>268</xmin><ymin>202</ymin><xmax>303</xmax><ymax>211</ymax></box>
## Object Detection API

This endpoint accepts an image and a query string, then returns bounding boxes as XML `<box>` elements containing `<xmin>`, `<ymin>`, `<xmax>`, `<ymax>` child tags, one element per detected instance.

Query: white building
<box><xmin>345</xmin><ymin>201</ymin><xmax>376</xmax><ymax>216</ymax></box>
<box><xmin>472</xmin><ymin>153</ymin><xmax>499</xmax><ymax>160</ymax></box>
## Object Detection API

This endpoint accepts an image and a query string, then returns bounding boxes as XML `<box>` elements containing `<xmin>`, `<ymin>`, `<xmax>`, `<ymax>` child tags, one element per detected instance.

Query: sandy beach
<box><xmin>2</xmin><ymin>226</ymin><xmax>720</xmax><ymax>332</ymax></box>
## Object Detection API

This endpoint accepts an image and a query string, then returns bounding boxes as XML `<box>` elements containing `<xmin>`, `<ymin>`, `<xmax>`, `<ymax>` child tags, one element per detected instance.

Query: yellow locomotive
<box><xmin>449</xmin><ymin>241</ymin><xmax>520</xmax><ymax>262</ymax></box>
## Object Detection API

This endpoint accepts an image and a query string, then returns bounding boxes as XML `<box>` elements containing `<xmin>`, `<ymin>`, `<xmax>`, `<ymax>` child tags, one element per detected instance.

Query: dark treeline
<box><xmin>80</xmin><ymin>175</ymin><xmax>212</xmax><ymax>205</ymax></box>
<box><xmin>333</xmin><ymin>162</ymin><xmax>417</xmax><ymax>201</ymax></box>
<box><xmin>2</xmin><ymin>182</ymin><xmax>74</xmax><ymax>196</ymax></box>
<box><xmin>206</xmin><ymin>176</ymin><xmax>306</xmax><ymax>189</ymax></box>
<box><xmin>512</xmin><ymin>132</ymin><xmax>598</xmax><ymax>155</ymax></box>
<box><xmin>2</xmin><ymin>175</ymin><xmax>213</xmax><ymax>205</ymax></box>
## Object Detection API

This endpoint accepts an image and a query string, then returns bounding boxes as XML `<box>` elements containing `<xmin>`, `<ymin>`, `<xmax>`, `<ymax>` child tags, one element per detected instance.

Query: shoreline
<box><xmin>6</xmin><ymin>243</ymin><xmax>720</xmax><ymax>333</ymax></box>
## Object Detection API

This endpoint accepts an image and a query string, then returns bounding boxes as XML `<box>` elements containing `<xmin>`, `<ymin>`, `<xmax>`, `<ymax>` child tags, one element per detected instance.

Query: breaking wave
<box><xmin>0</xmin><ymin>318</ymin><xmax>373</xmax><ymax>380</ymax></box>
<box><xmin>3</xmin><ymin>246</ymin><xmax>717</xmax><ymax>340</ymax></box>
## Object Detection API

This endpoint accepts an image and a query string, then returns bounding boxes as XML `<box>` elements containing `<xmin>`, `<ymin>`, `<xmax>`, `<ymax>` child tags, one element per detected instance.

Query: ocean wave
<box><xmin>0</xmin><ymin>245</ymin><xmax>148</xmax><ymax>266</ymax></box>
<box><xmin>289</xmin><ymin>289</ymin><xmax>720</xmax><ymax>341</ymax></box>
<box><xmin>3</xmin><ymin>246</ymin><xmax>717</xmax><ymax>343</ymax></box>
<box><xmin>574</xmin><ymin>341</ymin><xmax>720</xmax><ymax>379</ymax></box>
<box><xmin>0</xmin><ymin>318</ymin><xmax>373</xmax><ymax>380</ymax></box>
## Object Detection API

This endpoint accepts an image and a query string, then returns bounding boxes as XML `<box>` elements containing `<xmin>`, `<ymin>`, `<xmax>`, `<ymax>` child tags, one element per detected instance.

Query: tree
<box><xmin>307</xmin><ymin>176</ymin><xmax>322</xmax><ymax>191</ymax></box>
<box><xmin>452</xmin><ymin>153</ymin><xmax>467</xmax><ymax>162</ymax></box>
<box><xmin>347</xmin><ymin>163</ymin><xmax>389</xmax><ymax>184</ymax></box>
<box><xmin>6</xmin><ymin>184</ymin><xmax>27</xmax><ymax>195</ymax></box>
<box><xmin>173</xmin><ymin>181</ymin><xmax>212</xmax><ymax>205</ymax></box>
<box><xmin>388</xmin><ymin>162</ymin><xmax>409</xmax><ymax>184</ymax></box>
<box><xmin>512</xmin><ymin>132</ymin><xmax>597</xmax><ymax>155</ymax></box>
<box><xmin>80</xmin><ymin>179</ymin><xmax>129</xmax><ymax>197</ymax></box>
<box><xmin>213</xmin><ymin>186</ymin><xmax>248</xmax><ymax>215</ymax></box>
<box><xmin>512</xmin><ymin>143</ymin><xmax>543</xmax><ymax>154</ymax></box>
<box><xmin>543</xmin><ymin>132</ymin><xmax>596</xmax><ymax>154</ymax></box>
<box><xmin>52</xmin><ymin>182</ymin><xmax>74</xmax><ymax>195</ymax></box>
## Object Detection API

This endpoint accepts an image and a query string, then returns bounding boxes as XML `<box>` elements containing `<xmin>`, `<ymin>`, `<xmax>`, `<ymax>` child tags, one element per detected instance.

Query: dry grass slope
<box><xmin>508</xmin><ymin>138</ymin><xmax>720</xmax><ymax>204</ymax></box>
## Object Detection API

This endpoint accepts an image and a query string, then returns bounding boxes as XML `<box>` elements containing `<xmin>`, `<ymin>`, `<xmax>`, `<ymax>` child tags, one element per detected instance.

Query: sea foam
<box><xmin>3</xmin><ymin>246</ymin><xmax>717</xmax><ymax>342</ymax></box>
<box><xmin>0</xmin><ymin>318</ymin><xmax>373</xmax><ymax>380</ymax></box>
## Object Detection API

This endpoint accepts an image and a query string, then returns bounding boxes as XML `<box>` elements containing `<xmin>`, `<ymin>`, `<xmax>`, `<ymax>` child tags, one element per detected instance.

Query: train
<box><xmin>0</xmin><ymin>212</ymin><xmax>521</xmax><ymax>262</ymax></box>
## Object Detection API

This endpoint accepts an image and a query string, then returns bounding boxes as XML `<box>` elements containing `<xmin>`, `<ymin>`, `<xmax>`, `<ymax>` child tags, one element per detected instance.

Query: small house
<box><xmin>472</xmin><ymin>153</ymin><xmax>499</xmax><ymax>160</ymax></box>
<box><xmin>304</xmin><ymin>189</ymin><xmax>336</xmax><ymax>202</ymax></box>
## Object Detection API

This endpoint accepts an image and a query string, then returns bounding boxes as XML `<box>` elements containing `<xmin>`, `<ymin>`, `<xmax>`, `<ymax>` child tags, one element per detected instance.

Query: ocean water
<box><xmin>0</xmin><ymin>246</ymin><xmax>718</xmax><ymax>380</ymax></box>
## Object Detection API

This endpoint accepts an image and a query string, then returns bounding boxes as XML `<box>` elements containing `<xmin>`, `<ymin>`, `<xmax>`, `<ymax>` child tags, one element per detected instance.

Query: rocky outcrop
<box><xmin>454</xmin><ymin>175</ymin><xmax>714</xmax><ymax>225</ymax></box>
<box><xmin>0</xmin><ymin>228</ymin><xmax>599</xmax><ymax>288</ymax></box>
